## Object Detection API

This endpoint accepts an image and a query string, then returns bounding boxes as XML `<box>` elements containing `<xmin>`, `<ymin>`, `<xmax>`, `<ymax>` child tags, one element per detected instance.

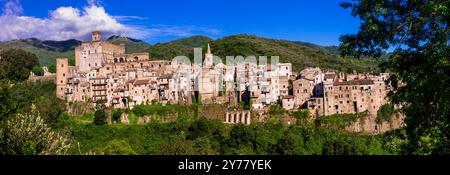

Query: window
<box><xmin>61</xmin><ymin>64</ymin><xmax>64</xmax><ymax>67</ymax></box>
<box><xmin>63</xmin><ymin>73</ymin><xmax>65</xmax><ymax>77</ymax></box>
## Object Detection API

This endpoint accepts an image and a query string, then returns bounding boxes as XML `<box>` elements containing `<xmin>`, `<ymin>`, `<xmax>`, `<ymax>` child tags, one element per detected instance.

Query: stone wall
<box><xmin>345</xmin><ymin>113</ymin><xmax>405</xmax><ymax>134</ymax></box>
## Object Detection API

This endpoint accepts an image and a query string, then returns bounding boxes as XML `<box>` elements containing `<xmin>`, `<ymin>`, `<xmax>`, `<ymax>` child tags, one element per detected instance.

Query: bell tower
<box><xmin>204</xmin><ymin>44</ymin><xmax>213</xmax><ymax>67</ymax></box>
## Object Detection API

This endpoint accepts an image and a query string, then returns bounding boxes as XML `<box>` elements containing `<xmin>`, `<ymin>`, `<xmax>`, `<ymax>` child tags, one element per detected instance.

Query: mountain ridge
<box><xmin>0</xmin><ymin>35</ymin><xmax>380</xmax><ymax>73</ymax></box>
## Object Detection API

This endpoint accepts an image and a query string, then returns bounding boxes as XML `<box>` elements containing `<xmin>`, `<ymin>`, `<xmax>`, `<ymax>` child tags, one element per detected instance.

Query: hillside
<box><xmin>1</xmin><ymin>34</ymin><xmax>381</xmax><ymax>73</ymax></box>
<box><xmin>107</xmin><ymin>35</ymin><xmax>151</xmax><ymax>53</ymax></box>
<box><xmin>145</xmin><ymin>34</ymin><xmax>381</xmax><ymax>73</ymax></box>
<box><xmin>144</xmin><ymin>35</ymin><xmax>213</xmax><ymax>60</ymax></box>
<box><xmin>0</xmin><ymin>38</ymin><xmax>79</xmax><ymax>66</ymax></box>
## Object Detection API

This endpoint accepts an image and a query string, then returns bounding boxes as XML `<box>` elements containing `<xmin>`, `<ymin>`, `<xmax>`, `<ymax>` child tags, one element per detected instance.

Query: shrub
<box><xmin>0</xmin><ymin>108</ymin><xmax>71</xmax><ymax>155</ymax></box>
<box><xmin>32</xmin><ymin>66</ymin><xmax>44</xmax><ymax>76</ymax></box>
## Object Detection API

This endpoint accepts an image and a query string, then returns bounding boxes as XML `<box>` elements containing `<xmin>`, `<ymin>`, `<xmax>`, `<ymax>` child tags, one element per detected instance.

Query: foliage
<box><xmin>376</xmin><ymin>103</ymin><xmax>396</xmax><ymax>124</ymax></box>
<box><xmin>293</xmin><ymin>109</ymin><xmax>310</xmax><ymax>125</ymax></box>
<box><xmin>142</xmin><ymin>35</ymin><xmax>380</xmax><ymax>72</ymax></box>
<box><xmin>111</xmin><ymin>109</ymin><xmax>125</xmax><ymax>123</ymax></box>
<box><xmin>0</xmin><ymin>108</ymin><xmax>71</xmax><ymax>155</ymax></box>
<box><xmin>0</xmin><ymin>81</ymin><xmax>18</xmax><ymax>120</ymax></box>
<box><xmin>0</xmin><ymin>80</ymin><xmax>64</xmax><ymax>126</ymax></box>
<box><xmin>268</xmin><ymin>104</ymin><xmax>286</xmax><ymax>116</ymax></box>
<box><xmin>315</xmin><ymin>112</ymin><xmax>368</xmax><ymax>130</ymax></box>
<box><xmin>339</xmin><ymin>0</ymin><xmax>450</xmax><ymax>154</ymax></box>
<box><xmin>382</xmin><ymin>129</ymin><xmax>409</xmax><ymax>154</ymax></box>
<box><xmin>93</xmin><ymin>103</ymin><xmax>106</xmax><ymax>125</ymax></box>
<box><xmin>48</xmin><ymin>64</ymin><xmax>56</xmax><ymax>73</ymax></box>
<box><xmin>58</xmin><ymin>112</ymin><xmax>397</xmax><ymax>155</ymax></box>
<box><xmin>131</xmin><ymin>103</ymin><xmax>196</xmax><ymax>119</ymax></box>
<box><xmin>210</xmin><ymin>35</ymin><xmax>380</xmax><ymax>72</ymax></box>
<box><xmin>0</xmin><ymin>49</ymin><xmax>39</xmax><ymax>81</ymax></box>
<box><xmin>32</xmin><ymin>66</ymin><xmax>44</xmax><ymax>76</ymax></box>
<box><xmin>104</xmin><ymin>139</ymin><xmax>136</xmax><ymax>155</ymax></box>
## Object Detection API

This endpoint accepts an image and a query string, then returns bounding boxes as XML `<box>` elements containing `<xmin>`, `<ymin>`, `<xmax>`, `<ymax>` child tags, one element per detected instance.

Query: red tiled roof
<box><xmin>333</xmin><ymin>79</ymin><xmax>374</xmax><ymax>86</ymax></box>
<box><xmin>282</xmin><ymin>95</ymin><xmax>295</xmax><ymax>99</ymax></box>
<box><xmin>134</xmin><ymin>79</ymin><xmax>150</xmax><ymax>85</ymax></box>
<box><xmin>324</xmin><ymin>74</ymin><xmax>336</xmax><ymax>79</ymax></box>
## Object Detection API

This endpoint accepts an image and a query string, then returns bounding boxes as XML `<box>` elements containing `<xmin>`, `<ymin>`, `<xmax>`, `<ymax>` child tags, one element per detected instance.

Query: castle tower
<box><xmin>204</xmin><ymin>44</ymin><xmax>213</xmax><ymax>67</ymax></box>
<box><xmin>92</xmin><ymin>31</ymin><xmax>102</xmax><ymax>42</ymax></box>
<box><xmin>56</xmin><ymin>58</ymin><xmax>69</xmax><ymax>99</ymax></box>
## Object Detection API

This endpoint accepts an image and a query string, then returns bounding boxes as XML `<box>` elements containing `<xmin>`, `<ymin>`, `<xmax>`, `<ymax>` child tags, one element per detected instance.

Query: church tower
<box><xmin>204</xmin><ymin>44</ymin><xmax>213</xmax><ymax>67</ymax></box>
<box><xmin>92</xmin><ymin>31</ymin><xmax>102</xmax><ymax>42</ymax></box>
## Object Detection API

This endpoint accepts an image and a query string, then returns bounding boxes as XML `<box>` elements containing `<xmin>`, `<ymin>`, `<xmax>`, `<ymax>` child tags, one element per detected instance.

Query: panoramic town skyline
<box><xmin>0</xmin><ymin>0</ymin><xmax>360</xmax><ymax>46</ymax></box>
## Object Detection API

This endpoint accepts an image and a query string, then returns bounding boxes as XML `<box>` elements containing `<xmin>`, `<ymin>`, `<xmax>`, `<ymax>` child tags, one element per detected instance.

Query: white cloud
<box><xmin>0</xmin><ymin>0</ymin><xmax>220</xmax><ymax>41</ymax></box>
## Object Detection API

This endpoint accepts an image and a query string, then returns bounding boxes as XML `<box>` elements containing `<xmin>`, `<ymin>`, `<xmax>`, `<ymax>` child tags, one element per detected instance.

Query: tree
<box><xmin>376</xmin><ymin>103</ymin><xmax>395</xmax><ymax>124</ymax></box>
<box><xmin>0</xmin><ymin>49</ymin><xmax>39</xmax><ymax>81</ymax></box>
<box><xmin>275</xmin><ymin>132</ymin><xmax>297</xmax><ymax>155</ymax></box>
<box><xmin>339</xmin><ymin>0</ymin><xmax>449</xmax><ymax>154</ymax></box>
<box><xmin>294</xmin><ymin>109</ymin><xmax>309</xmax><ymax>125</ymax></box>
<box><xmin>94</xmin><ymin>102</ymin><xmax>106</xmax><ymax>125</ymax></box>
<box><xmin>0</xmin><ymin>81</ymin><xmax>18</xmax><ymax>120</ymax></box>
<box><xmin>0</xmin><ymin>107</ymin><xmax>71</xmax><ymax>155</ymax></box>
<box><xmin>104</xmin><ymin>139</ymin><xmax>136</xmax><ymax>155</ymax></box>
<box><xmin>31</xmin><ymin>66</ymin><xmax>44</xmax><ymax>76</ymax></box>
<box><xmin>155</xmin><ymin>137</ymin><xmax>196</xmax><ymax>155</ymax></box>
<box><xmin>48</xmin><ymin>64</ymin><xmax>57</xmax><ymax>73</ymax></box>
<box><xmin>187</xmin><ymin>117</ymin><xmax>211</xmax><ymax>140</ymax></box>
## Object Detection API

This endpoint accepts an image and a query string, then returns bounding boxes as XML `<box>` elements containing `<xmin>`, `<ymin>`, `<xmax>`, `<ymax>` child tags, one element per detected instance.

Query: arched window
<box><xmin>120</xmin><ymin>58</ymin><xmax>124</xmax><ymax>63</ymax></box>
<box><xmin>134</xmin><ymin>56</ymin><xmax>139</xmax><ymax>61</ymax></box>
<box><xmin>114</xmin><ymin>58</ymin><xmax>118</xmax><ymax>63</ymax></box>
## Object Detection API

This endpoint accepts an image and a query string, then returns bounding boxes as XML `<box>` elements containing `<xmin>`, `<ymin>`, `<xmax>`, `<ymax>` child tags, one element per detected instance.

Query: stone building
<box><xmin>57</xmin><ymin>31</ymin><xmax>294</xmax><ymax>111</ymax></box>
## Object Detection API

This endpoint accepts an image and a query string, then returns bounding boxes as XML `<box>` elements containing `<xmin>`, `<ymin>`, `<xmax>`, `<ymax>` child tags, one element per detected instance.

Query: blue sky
<box><xmin>2</xmin><ymin>0</ymin><xmax>361</xmax><ymax>46</ymax></box>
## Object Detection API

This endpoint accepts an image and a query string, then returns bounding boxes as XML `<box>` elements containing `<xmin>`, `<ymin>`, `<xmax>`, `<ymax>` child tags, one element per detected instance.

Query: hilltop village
<box><xmin>55</xmin><ymin>32</ymin><xmax>399</xmax><ymax>129</ymax></box>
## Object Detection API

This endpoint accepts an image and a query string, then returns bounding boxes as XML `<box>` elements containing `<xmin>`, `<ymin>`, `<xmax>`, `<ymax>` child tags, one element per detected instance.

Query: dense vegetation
<box><xmin>0</xmin><ymin>49</ymin><xmax>40</xmax><ymax>81</ymax></box>
<box><xmin>144</xmin><ymin>34</ymin><xmax>381</xmax><ymax>72</ymax></box>
<box><xmin>339</xmin><ymin>0</ymin><xmax>449</xmax><ymax>154</ymax></box>
<box><xmin>56</xmin><ymin>113</ymin><xmax>400</xmax><ymax>155</ymax></box>
<box><xmin>1</xmin><ymin>33</ymin><xmax>380</xmax><ymax>73</ymax></box>
<box><xmin>143</xmin><ymin>35</ymin><xmax>212</xmax><ymax>61</ymax></box>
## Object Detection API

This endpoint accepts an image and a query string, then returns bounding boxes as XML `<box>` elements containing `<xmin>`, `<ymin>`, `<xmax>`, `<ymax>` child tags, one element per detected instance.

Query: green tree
<box><xmin>275</xmin><ymin>132</ymin><xmax>297</xmax><ymax>155</ymax></box>
<box><xmin>294</xmin><ymin>109</ymin><xmax>309</xmax><ymax>125</ymax></box>
<box><xmin>376</xmin><ymin>103</ymin><xmax>395</xmax><ymax>124</ymax></box>
<box><xmin>187</xmin><ymin>117</ymin><xmax>211</xmax><ymax>140</ymax></box>
<box><xmin>155</xmin><ymin>137</ymin><xmax>196</xmax><ymax>155</ymax></box>
<box><xmin>104</xmin><ymin>139</ymin><xmax>136</xmax><ymax>155</ymax></box>
<box><xmin>0</xmin><ymin>81</ymin><xmax>18</xmax><ymax>120</ymax></box>
<box><xmin>48</xmin><ymin>64</ymin><xmax>57</xmax><ymax>73</ymax></box>
<box><xmin>339</xmin><ymin>0</ymin><xmax>449</xmax><ymax>154</ymax></box>
<box><xmin>0</xmin><ymin>49</ymin><xmax>39</xmax><ymax>81</ymax></box>
<box><xmin>93</xmin><ymin>102</ymin><xmax>106</xmax><ymax>125</ymax></box>
<box><xmin>31</xmin><ymin>66</ymin><xmax>44</xmax><ymax>76</ymax></box>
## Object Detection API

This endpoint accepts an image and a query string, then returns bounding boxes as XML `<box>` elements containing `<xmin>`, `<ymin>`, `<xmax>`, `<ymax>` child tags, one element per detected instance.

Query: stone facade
<box><xmin>56</xmin><ymin>31</ymin><xmax>397</xmax><ymax>129</ymax></box>
<box><xmin>57</xmin><ymin>32</ymin><xmax>293</xmax><ymax>111</ymax></box>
